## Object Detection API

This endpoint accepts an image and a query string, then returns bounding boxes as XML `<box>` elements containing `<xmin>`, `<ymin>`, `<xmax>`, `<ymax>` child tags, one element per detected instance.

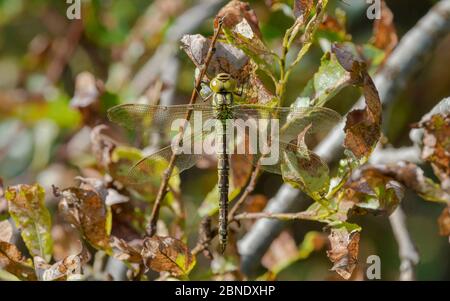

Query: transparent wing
<box><xmin>107</xmin><ymin>103</ymin><xmax>215</xmax><ymax>135</ymax></box>
<box><xmin>124</xmin><ymin>130</ymin><xmax>212</xmax><ymax>185</ymax></box>
<box><xmin>248</xmin><ymin>140</ymin><xmax>328</xmax><ymax>176</ymax></box>
<box><xmin>232</xmin><ymin>105</ymin><xmax>341</xmax><ymax>142</ymax></box>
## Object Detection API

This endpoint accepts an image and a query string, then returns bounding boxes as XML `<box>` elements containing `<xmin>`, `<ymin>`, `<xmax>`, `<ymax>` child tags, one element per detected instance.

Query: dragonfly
<box><xmin>107</xmin><ymin>73</ymin><xmax>341</xmax><ymax>252</ymax></box>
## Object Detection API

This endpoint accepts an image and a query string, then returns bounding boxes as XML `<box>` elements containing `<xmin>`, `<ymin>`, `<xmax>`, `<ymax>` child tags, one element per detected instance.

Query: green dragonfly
<box><xmin>107</xmin><ymin>73</ymin><xmax>341</xmax><ymax>252</ymax></box>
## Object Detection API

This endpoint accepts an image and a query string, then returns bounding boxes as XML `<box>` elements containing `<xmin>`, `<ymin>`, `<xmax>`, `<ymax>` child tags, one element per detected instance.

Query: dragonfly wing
<box><xmin>232</xmin><ymin>105</ymin><xmax>341</xmax><ymax>143</ymax></box>
<box><xmin>107</xmin><ymin>103</ymin><xmax>215</xmax><ymax>135</ymax></box>
<box><xmin>122</xmin><ymin>129</ymin><xmax>213</xmax><ymax>185</ymax></box>
<box><xmin>125</xmin><ymin>145</ymin><xmax>203</xmax><ymax>185</ymax></box>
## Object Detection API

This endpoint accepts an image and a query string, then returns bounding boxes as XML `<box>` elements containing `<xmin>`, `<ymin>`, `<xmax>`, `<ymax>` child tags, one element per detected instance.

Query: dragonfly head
<box><xmin>210</xmin><ymin>73</ymin><xmax>237</xmax><ymax>94</ymax></box>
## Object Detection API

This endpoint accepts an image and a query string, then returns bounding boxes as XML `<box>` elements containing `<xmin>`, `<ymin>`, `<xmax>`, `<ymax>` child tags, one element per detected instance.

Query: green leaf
<box><xmin>5</xmin><ymin>184</ymin><xmax>53</xmax><ymax>262</ymax></box>
<box><xmin>281</xmin><ymin>150</ymin><xmax>330</xmax><ymax>200</ymax></box>
<box><xmin>293</xmin><ymin>51</ymin><xmax>351</xmax><ymax>108</ymax></box>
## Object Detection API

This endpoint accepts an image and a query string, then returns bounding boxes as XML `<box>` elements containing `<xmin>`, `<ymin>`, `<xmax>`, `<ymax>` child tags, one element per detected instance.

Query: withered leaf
<box><xmin>57</xmin><ymin>187</ymin><xmax>111</xmax><ymax>251</ymax></box>
<box><xmin>372</xmin><ymin>0</ymin><xmax>398</xmax><ymax>55</ymax></box>
<box><xmin>215</xmin><ymin>0</ymin><xmax>262</xmax><ymax>38</ymax></box>
<box><xmin>332</xmin><ymin>44</ymin><xmax>382</xmax><ymax>160</ymax></box>
<box><xmin>364</xmin><ymin>162</ymin><xmax>450</xmax><ymax>204</ymax></box>
<box><xmin>141</xmin><ymin>236</ymin><xmax>196</xmax><ymax>277</ymax></box>
<box><xmin>293</xmin><ymin>0</ymin><xmax>313</xmax><ymax>20</ymax></box>
<box><xmin>216</xmin><ymin>2</ymin><xmax>275</xmax><ymax>78</ymax></box>
<box><xmin>5</xmin><ymin>184</ymin><xmax>53</xmax><ymax>262</ymax></box>
<box><xmin>419</xmin><ymin>113</ymin><xmax>450</xmax><ymax>191</ymax></box>
<box><xmin>70</xmin><ymin>72</ymin><xmax>102</xmax><ymax>126</ymax></box>
<box><xmin>90</xmin><ymin>125</ymin><xmax>116</xmax><ymax>169</ymax></box>
<box><xmin>0</xmin><ymin>220</ymin><xmax>13</xmax><ymax>243</ymax></box>
<box><xmin>327</xmin><ymin>227</ymin><xmax>360</xmax><ymax>280</ymax></box>
<box><xmin>110</xmin><ymin>236</ymin><xmax>143</xmax><ymax>263</ymax></box>
<box><xmin>262</xmin><ymin>231</ymin><xmax>298</xmax><ymax>272</ymax></box>
<box><xmin>437</xmin><ymin>206</ymin><xmax>450</xmax><ymax>238</ymax></box>
<box><xmin>344</xmin><ymin>168</ymin><xmax>404</xmax><ymax>216</ymax></box>
<box><xmin>34</xmin><ymin>246</ymin><xmax>90</xmax><ymax>281</ymax></box>
<box><xmin>0</xmin><ymin>241</ymin><xmax>36</xmax><ymax>280</ymax></box>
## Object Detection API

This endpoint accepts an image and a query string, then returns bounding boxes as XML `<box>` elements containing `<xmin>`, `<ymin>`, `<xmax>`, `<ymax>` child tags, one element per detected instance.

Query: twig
<box><xmin>234</xmin><ymin>211</ymin><xmax>315</xmax><ymax>221</ymax></box>
<box><xmin>228</xmin><ymin>163</ymin><xmax>261</xmax><ymax>221</ymax></box>
<box><xmin>192</xmin><ymin>218</ymin><xmax>216</xmax><ymax>257</ymax></box>
<box><xmin>146</xmin><ymin>20</ymin><xmax>224</xmax><ymax>236</ymax></box>
<box><xmin>238</xmin><ymin>0</ymin><xmax>450</xmax><ymax>276</ymax></box>
<box><xmin>46</xmin><ymin>19</ymin><xmax>83</xmax><ymax>83</ymax></box>
<box><xmin>389</xmin><ymin>207</ymin><xmax>420</xmax><ymax>281</ymax></box>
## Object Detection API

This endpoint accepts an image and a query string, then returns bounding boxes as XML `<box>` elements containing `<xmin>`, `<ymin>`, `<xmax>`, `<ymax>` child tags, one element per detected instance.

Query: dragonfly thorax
<box><xmin>213</xmin><ymin>92</ymin><xmax>233</xmax><ymax>106</ymax></box>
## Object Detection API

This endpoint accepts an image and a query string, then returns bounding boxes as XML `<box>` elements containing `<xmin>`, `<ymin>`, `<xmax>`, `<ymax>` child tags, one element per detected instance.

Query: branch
<box><xmin>389</xmin><ymin>207</ymin><xmax>420</xmax><ymax>281</ymax></box>
<box><xmin>234</xmin><ymin>211</ymin><xmax>315</xmax><ymax>221</ymax></box>
<box><xmin>146</xmin><ymin>20</ymin><xmax>224</xmax><ymax>236</ymax></box>
<box><xmin>238</xmin><ymin>0</ymin><xmax>450</xmax><ymax>276</ymax></box>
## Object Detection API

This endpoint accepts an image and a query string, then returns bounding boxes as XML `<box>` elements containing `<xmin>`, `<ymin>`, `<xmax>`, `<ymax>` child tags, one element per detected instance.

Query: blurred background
<box><xmin>0</xmin><ymin>0</ymin><xmax>449</xmax><ymax>280</ymax></box>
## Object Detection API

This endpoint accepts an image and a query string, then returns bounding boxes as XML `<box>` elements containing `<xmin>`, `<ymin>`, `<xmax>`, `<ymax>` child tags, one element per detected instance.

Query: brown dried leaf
<box><xmin>419</xmin><ymin>113</ymin><xmax>450</xmax><ymax>191</ymax></box>
<box><xmin>0</xmin><ymin>220</ymin><xmax>13</xmax><ymax>243</ymax></box>
<box><xmin>294</xmin><ymin>0</ymin><xmax>314</xmax><ymax>20</ymax></box>
<box><xmin>52</xmin><ymin>223</ymin><xmax>82</xmax><ymax>261</ymax></box>
<box><xmin>327</xmin><ymin>227</ymin><xmax>360</xmax><ymax>280</ymax></box>
<box><xmin>372</xmin><ymin>0</ymin><xmax>398</xmax><ymax>55</ymax></box>
<box><xmin>110</xmin><ymin>236</ymin><xmax>143</xmax><ymax>263</ymax></box>
<box><xmin>180</xmin><ymin>34</ymin><xmax>250</xmax><ymax>83</ymax></box>
<box><xmin>70</xmin><ymin>72</ymin><xmax>103</xmax><ymax>125</ymax></box>
<box><xmin>364</xmin><ymin>162</ymin><xmax>450</xmax><ymax>203</ymax></box>
<box><xmin>332</xmin><ymin>44</ymin><xmax>382</xmax><ymax>160</ymax></box>
<box><xmin>262</xmin><ymin>231</ymin><xmax>298</xmax><ymax>271</ymax></box>
<box><xmin>90</xmin><ymin>125</ymin><xmax>117</xmax><ymax>169</ymax></box>
<box><xmin>141</xmin><ymin>236</ymin><xmax>196</xmax><ymax>277</ymax></box>
<box><xmin>0</xmin><ymin>241</ymin><xmax>36</xmax><ymax>280</ymax></box>
<box><xmin>438</xmin><ymin>206</ymin><xmax>450</xmax><ymax>237</ymax></box>
<box><xmin>34</xmin><ymin>246</ymin><xmax>90</xmax><ymax>281</ymax></box>
<box><xmin>343</xmin><ymin>168</ymin><xmax>404</xmax><ymax>216</ymax></box>
<box><xmin>57</xmin><ymin>187</ymin><xmax>111</xmax><ymax>251</ymax></box>
<box><xmin>214</xmin><ymin>0</ymin><xmax>262</xmax><ymax>38</ymax></box>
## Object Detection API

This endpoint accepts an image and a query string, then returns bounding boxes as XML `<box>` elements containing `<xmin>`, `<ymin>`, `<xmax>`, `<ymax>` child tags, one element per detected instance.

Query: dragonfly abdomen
<box><xmin>217</xmin><ymin>118</ymin><xmax>230</xmax><ymax>253</ymax></box>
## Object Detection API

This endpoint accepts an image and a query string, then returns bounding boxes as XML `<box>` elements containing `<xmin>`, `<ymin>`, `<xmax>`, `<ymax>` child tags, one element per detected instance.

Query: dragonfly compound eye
<box><xmin>210</xmin><ymin>78</ymin><xmax>223</xmax><ymax>93</ymax></box>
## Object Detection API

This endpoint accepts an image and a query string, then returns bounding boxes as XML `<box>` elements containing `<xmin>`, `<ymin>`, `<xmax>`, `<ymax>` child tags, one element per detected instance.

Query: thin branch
<box><xmin>46</xmin><ymin>19</ymin><xmax>83</xmax><ymax>84</ymax></box>
<box><xmin>389</xmin><ymin>206</ymin><xmax>420</xmax><ymax>281</ymax></box>
<box><xmin>146</xmin><ymin>20</ymin><xmax>224</xmax><ymax>236</ymax></box>
<box><xmin>238</xmin><ymin>0</ymin><xmax>450</xmax><ymax>276</ymax></box>
<box><xmin>234</xmin><ymin>211</ymin><xmax>315</xmax><ymax>221</ymax></box>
